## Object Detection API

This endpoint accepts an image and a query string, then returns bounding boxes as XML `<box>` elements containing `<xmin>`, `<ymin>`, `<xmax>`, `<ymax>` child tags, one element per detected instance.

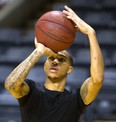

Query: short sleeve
<box><xmin>75</xmin><ymin>88</ymin><xmax>88</xmax><ymax>114</ymax></box>
<box><xmin>17</xmin><ymin>79</ymin><xmax>36</xmax><ymax>107</ymax></box>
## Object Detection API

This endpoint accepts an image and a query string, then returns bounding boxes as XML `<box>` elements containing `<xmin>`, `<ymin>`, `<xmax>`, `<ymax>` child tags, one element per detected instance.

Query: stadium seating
<box><xmin>0</xmin><ymin>0</ymin><xmax>116</xmax><ymax>122</ymax></box>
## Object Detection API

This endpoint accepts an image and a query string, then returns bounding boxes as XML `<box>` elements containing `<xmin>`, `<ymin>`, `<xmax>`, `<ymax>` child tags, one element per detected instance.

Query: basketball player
<box><xmin>4</xmin><ymin>5</ymin><xmax>104</xmax><ymax>122</ymax></box>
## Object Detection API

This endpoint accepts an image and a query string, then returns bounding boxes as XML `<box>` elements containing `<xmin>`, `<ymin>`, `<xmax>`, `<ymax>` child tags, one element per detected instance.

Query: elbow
<box><xmin>4</xmin><ymin>84</ymin><xmax>9</xmax><ymax>91</ymax></box>
<box><xmin>100</xmin><ymin>74</ymin><xmax>104</xmax><ymax>82</ymax></box>
<box><xmin>97</xmin><ymin>73</ymin><xmax>104</xmax><ymax>83</ymax></box>
<box><xmin>4</xmin><ymin>80</ymin><xmax>9</xmax><ymax>91</ymax></box>
<box><xmin>4</xmin><ymin>78</ymin><xmax>12</xmax><ymax>91</ymax></box>
<box><xmin>92</xmin><ymin>73</ymin><xmax>104</xmax><ymax>85</ymax></box>
<box><xmin>91</xmin><ymin>67</ymin><xmax>104</xmax><ymax>84</ymax></box>
<box><xmin>99</xmin><ymin>69</ymin><xmax>104</xmax><ymax>82</ymax></box>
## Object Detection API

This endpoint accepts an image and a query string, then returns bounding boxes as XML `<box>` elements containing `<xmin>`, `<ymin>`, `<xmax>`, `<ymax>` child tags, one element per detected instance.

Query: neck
<box><xmin>44</xmin><ymin>77</ymin><xmax>66</xmax><ymax>92</ymax></box>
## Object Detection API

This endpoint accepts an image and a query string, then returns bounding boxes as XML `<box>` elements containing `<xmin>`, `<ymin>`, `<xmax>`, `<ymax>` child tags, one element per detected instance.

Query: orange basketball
<box><xmin>35</xmin><ymin>11</ymin><xmax>77</xmax><ymax>52</ymax></box>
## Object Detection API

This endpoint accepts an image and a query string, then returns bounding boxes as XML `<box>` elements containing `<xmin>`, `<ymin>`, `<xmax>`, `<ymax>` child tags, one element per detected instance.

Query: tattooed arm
<box><xmin>4</xmin><ymin>38</ymin><xmax>57</xmax><ymax>99</ymax></box>
<box><xmin>63</xmin><ymin>6</ymin><xmax>104</xmax><ymax>105</ymax></box>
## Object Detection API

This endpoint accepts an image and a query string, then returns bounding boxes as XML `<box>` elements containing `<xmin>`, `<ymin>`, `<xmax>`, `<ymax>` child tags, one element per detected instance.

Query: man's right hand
<box><xmin>34</xmin><ymin>37</ymin><xmax>58</xmax><ymax>58</ymax></box>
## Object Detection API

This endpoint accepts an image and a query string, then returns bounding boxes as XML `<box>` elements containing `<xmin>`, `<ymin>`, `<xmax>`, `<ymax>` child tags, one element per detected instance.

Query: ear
<box><xmin>67</xmin><ymin>66</ymin><xmax>73</xmax><ymax>74</ymax></box>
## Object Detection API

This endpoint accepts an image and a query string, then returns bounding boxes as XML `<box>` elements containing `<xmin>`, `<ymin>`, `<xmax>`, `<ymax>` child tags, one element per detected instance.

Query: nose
<box><xmin>52</xmin><ymin>59</ymin><xmax>59</xmax><ymax>65</ymax></box>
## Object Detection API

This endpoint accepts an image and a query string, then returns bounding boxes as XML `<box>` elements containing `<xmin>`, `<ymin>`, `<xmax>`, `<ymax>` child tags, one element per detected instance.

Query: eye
<box><xmin>48</xmin><ymin>56</ymin><xmax>55</xmax><ymax>61</ymax></box>
<box><xmin>58</xmin><ymin>58</ymin><xmax>66</xmax><ymax>62</ymax></box>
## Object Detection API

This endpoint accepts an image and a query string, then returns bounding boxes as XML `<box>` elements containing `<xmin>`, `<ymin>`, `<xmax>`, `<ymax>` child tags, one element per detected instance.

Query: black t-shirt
<box><xmin>18</xmin><ymin>79</ymin><xmax>88</xmax><ymax>122</ymax></box>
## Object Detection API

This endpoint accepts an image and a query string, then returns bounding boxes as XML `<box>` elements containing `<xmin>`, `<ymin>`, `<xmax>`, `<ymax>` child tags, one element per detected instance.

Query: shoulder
<box><xmin>67</xmin><ymin>87</ymin><xmax>89</xmax><ymax>106</ymax></box>
<box><xmin>65</xmin><ymin>87</ymin><xmax>80</xmax><ymax>96</ymax></box>
<box><xmin>25</xmin><ymin>79</ymin><xmax>36</xmax><ymax>87</ymax></box>
<box><xmin>18</xmin><ymin>79</ymin><xmax>44</xmax><ymax>107</ymax></box>
<box><xmin>25</xmin><ymin>79</ymin><xmax>44</xmax><ymax>92</ymax></box>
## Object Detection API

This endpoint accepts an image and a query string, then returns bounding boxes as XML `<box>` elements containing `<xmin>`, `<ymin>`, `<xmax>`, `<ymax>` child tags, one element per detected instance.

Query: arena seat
<box><xmin>92</xmin><ymin>85</ymin><xmax>116</xmax><ymax>120</ymax></box>
<box><xmin>0</xmin><ymin>91</ymin><xmax>21</xmax><ymax>122</ymax></box>
<box><xmin>111</xmin><ymin>52</ymin><xmax>116</xmax><ymax>66</ymax></box>
<box><xmin>97</xmin><ymin>30</ymin><xmax>116</xmax><ymax>46</ymax></box>
<box><xmin>72</xmin><ymin>48</ymin><xmax>90</xmax><ymax>65</ymax></box>
<box><xmin>84</xmin><ymin>12</ymin><xmax>113</xmax><ymax>27</ymax></box>
<box><xmin>101</xmin><ymin>0</ymin><xmax>116</xmax><ymax>8</ymax></box>
<box><xmin>0</xmin><ymin>65</ymin><xmax>14</xmax><ymax>83</ymax></box>
<box><xmin>0</xmin><ymin>28</ymin><xmax>22</xmax><ymax>44</ymax></box>
<box><xmin>70</xmin><ymin>0</ymin><xmax>97</xmax><ymax>8</ymax></box>
<box><xmin>3</xmin><ymin>47</ymin><xmax>34</xmax><ymax>63</ymax></box>
<box><xmin>67</xmin><ymin>67</ymin><xmax>89</xmax><ymax>85</ymax></box>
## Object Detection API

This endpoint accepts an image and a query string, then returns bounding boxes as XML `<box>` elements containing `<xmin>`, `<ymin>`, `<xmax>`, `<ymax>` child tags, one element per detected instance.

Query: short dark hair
<box><xmin>66</xmin><ymin>50</ymin><xmax>73</xmax><ymax>66</ymax></box>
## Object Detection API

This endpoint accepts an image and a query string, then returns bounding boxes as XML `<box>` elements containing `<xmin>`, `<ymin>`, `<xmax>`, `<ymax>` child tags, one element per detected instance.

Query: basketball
<box><xmin>35</xmin><ymin>11</ymin><xmax>77</xmax><ymax>52</ymax></box>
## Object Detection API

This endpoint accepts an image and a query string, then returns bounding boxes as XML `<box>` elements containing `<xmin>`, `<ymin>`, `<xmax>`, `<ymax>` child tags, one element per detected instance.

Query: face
<box><xmin>44</xmin><ymin>50</ymin><xmax>73</xmax><ymax>81</ymax></box>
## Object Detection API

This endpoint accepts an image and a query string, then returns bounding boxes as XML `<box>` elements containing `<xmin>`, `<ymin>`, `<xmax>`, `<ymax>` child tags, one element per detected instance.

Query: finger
<box><xmin>34</xmin><ymin>41</ymin><xmax>38</xmax><ymax>48</ymax></box>
<box><xmin>67</xmin><ymin>16</ymin><xmax>72</xmax><ymax>19</ymax></box>
<box><xmin>34</xmin><ymin>37</ymin><xmax>37</xmax><ymax>44</ymax></box>
<box><xmin>47</xmin><ymin>48</ymin><xmax>58</xmax><ymax>57</ymax></box>
<box><xmin>64</xmin><ymin>5</ymin><xmax>70</xmax><ymax>10</ymax></box>
<box><xmin>63</xmin><ymin>10</ymin><xmax>68</xmax><ymax>15</ymax></box>
<box><xmin>63</xmin><ymin>10</ymin><xmax>72</xmax><ymax>20</ymax></box>
<box><xmin>75</xmin><ymin>25</ymin><xmax>79</xmax><ymax>30</ymax></box>
<box><xmin>53</xmin><ymin>53</ymin><xmax>58</xmax><ymax>58</ymax></box>
<box><xmin>35</xmin><ymin>37</ymin><xmax>37</xmax><ymax>41</ymax></box>
<box><xmin>64</xmin><ymin>5</ymin><xmax>73</xmax><ymax>13</ymax></box>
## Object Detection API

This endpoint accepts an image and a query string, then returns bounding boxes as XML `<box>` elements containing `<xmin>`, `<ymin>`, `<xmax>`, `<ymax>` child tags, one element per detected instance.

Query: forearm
<box><xmin>5</xmin><ymin>47</ymin><xmax>43</xmax><ymax>89</ymax></box>
<box><xmin>88</xmin><ymin>30</ymin><xmax>104</xmax><ymax>83</ymax></box>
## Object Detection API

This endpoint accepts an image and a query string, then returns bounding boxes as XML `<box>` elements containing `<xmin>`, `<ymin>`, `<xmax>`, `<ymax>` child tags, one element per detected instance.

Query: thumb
<box><xmin>34</xmin><ymin>37</ymin><xmax>39</xmax><ymax>48</ymax></box>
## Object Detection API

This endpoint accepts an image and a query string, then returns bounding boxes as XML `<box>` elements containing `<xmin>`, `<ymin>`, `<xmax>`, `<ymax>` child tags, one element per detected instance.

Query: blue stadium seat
<box><xmin>23</xmin><ymin>29</ymin><xmax>34</xmax><ymax>43</ymax></box>
<box><xmin>0</xmin><ymin>91</ymin><xmax>18</xmax><ymax>106</ymax></box>
<box><xmin>0</xmin><ymin>65</ymin><xmax>14</xmax><ymax>83</ymax></box>
<box><xmin>84</xmin><ymin>12</ymin><xmax>113</xmax><ymax>26</ymax></box>
<box><xmin>52</xmin><ymin>3</ymin><xmax>65</xmax><ymax>11</ymax></box>
<box><xmin>0</xmin><ymin>91</ymin><xmax>21</xmax><ymax>122</ymax></box>
<box><xmin>73</xmin><ymin>31</ymin><xmax>88</xmax><ymax>46</ymax></box>
<box><xmin>70</xmin><ymin>0</ymin><xmax>97</xmax><ymax>8</ymax></box>
<box><xmin>101</xmin><ymin>49</ymin><xmax>111</xmax><ymax>66</ymax></box>
<box><xmin>104</xmin><ymin>68</ymin><xmax>116</xmax><ymax>87</ymax></box>
<box><xmin>101</xmin><ymin>0</ymin><xmax>116</xmax><ymax>8</ymax></box>
<box><xmin>91</xmin><ymin>67</ymin><xmax>116</xmax><ymax>119</ymax></box>
<box><xmin>92</xmin><ymin>85</ymin><xmax>116</xmax><ymax>120</ymax></box>
<box><xmin>3</xmin><ymin>47</ymin><xmax>34</xmax><ymax>63</ymax></box>
<box><xmin>0</xmin><ymin>116</ymin><xmax>21</xmax><ymax>122</ymax></box>
<box><xmin>97</xmin><ymin>30</ymin><xmax>116</xmax><ymax>46</ymax></box>
<box><xmin>111</xmin><ymin>51</ymin><xmax>116</xmax><ymax>65</ymax></box>
<box><xmin>73</xmin><ymin>48</ymin><xmax>90</xmax><ymax>65</ymax></box>
<box><xmin>0</xmin><ymin>28</ymin><xmax>22</xmax><ymax>44</ymax></box>
<box><xmin>67</xmin><ymin>67</ymin><xmax>89</xmax><ymax>85</ymax></box>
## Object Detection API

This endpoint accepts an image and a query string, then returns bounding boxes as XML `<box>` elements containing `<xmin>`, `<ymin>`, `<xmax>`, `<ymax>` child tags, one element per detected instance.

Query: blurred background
<box><xmin>0</xmin><ymin>0</ymin><xmax>116</xmax><ymax>122</ymax></box>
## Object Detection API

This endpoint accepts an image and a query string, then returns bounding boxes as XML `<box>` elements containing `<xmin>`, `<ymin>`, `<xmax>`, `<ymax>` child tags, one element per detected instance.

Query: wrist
<box><xmin>87</xmin><ymin>28</ymin><xmax>96</xmax><ymax>37</ymax></box>
<box><xmin>35</xmin><ymin>47</ymin><xmax>44</xmax><ymax>58</ymax></box>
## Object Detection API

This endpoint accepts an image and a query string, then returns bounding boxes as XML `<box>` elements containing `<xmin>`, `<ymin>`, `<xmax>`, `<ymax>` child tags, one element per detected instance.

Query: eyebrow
<box><xmin>48</xmin><ymin>55</ymin><xmax>66</xmax><ymax>59</ymax></box>
<box><xmin>57</xmin><ymin>54</ymin><xmax>68</xmax><ymax>60</ymax></box>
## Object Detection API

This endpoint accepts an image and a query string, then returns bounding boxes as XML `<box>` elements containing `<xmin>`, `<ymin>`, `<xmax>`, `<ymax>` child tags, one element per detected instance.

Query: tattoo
<box><xmin>5</xmin><ymin>49</ymin><xmax>42</xmax><ymax>91</ymax></box>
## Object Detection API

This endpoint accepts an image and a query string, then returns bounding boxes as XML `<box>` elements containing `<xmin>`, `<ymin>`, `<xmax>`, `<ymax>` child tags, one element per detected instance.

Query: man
<box><xmin>4</xmin><ymin>6</ymin><xmax>104</xmax><ymax>122</ymax></box>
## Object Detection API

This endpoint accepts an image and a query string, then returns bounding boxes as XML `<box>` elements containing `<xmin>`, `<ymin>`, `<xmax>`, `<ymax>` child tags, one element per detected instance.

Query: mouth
<box><xmin>50</xmin><ymin>67</ymin><xmax>58</xmax><ymax>73</ymax></box>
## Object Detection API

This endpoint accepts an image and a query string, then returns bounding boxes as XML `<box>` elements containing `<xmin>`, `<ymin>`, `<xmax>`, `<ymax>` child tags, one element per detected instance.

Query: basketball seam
<box><xmin>36</xmin><ymin>26</ymin><xmax>72</xmax><ymax>44</ymax></box>
<box><xmin>39</xmin><ymin>19</ymin><xmax>76</xmax><ymax>37</ymax></box>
